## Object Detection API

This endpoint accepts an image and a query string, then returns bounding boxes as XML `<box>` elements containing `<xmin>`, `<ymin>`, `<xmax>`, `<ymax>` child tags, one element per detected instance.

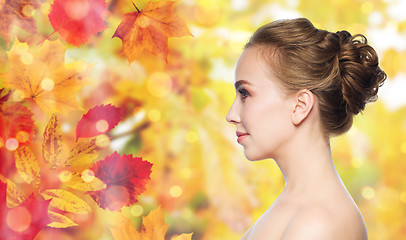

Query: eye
<box><xmin>238</xmin><ymin>88</ymin><xmax>249</xmax><ymax>100</ymax></box>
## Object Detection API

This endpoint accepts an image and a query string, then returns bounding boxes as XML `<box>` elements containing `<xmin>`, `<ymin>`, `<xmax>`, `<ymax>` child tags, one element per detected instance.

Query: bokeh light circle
<box><xmin>6</xmin><ymin>138</ymin><xmax>19</xmax><ymax>151</ymax></box>
<box><xmin>6</xmin><ymin>206</ymin><xmax>31</xmax><ymax>232</ymax></box>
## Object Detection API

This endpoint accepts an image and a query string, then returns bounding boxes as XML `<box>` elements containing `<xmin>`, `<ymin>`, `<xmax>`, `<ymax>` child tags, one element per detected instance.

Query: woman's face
<box><xmin>226</xmin><ymin>47</ymin><xmax>295</xmax><ymax>161</ymax></box>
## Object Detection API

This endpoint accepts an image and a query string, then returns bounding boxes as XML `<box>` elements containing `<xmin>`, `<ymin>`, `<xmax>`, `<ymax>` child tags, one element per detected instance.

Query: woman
<box><xmin>226</xmin><ymin>18</ymin><xmax>386</xmax><ymax>239</ymax></box>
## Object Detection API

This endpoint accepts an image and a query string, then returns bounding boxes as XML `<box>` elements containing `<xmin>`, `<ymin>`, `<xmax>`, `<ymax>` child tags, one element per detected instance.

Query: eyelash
<box><xmin>238</xmin><ymin>88</ymin><xmax>249</xmax><ymax>100</ymax></box>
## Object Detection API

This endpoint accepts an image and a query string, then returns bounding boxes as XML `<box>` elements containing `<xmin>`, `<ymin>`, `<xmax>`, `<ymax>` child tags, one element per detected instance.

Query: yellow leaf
<box><xmin>42</xmin><ymin>114</ymin><xmax>64</xmax><ymax>169</ymax></box>
<box><xmin>171</xmin><ymin>233</ymin><xmax>193</xmax><ymax>240</ymax></box>
<box><xmin>41</xmin><ymin>189</ymin><xmax>92</xmax><ymax>214</ymax></box>
<box><xmin>110</xmin><ymin>206</ymin><xmax>191</xmax><ymax>240</ymax></box>
<box><xmin>109</xmin><ymin>214</ymin><xmax>139</xmax><ymax>240</ymax></box>
<box><xmin>64</xmin><ymin>173</ymin><xmax>106</xmax><ymax>192</ymax></box>
<box><xmin>47</xmin><ymin>211</ymin><xmax>78</xmax><ymax>228</ymax></box>
<box><xmin>137</xmin><ymin>206</ymin><xmax>168</xmax><ymax>240</ymax></box>
<box><xmin>0</xmin><ymin>40</ymin><xmax>90</xmax><ymax>115</ymax></box>
<box><xmin>66</xmin><ymin>137</ymin><xmax>102</xmax><ymax>167</ymax></box>
<box><xmin>171</xmin><ymin>233</ymin><xmax>194</xmax><ymax>240</ymax></box>
<box><xmin>6</xmin><ymin>179</ymin><xmax>26</xmax><ymax>208</ymax></box>
<box><xmin>14</xmin><ymin>146</ymin><xmax>40</xmax><ymax>186</ymax></box>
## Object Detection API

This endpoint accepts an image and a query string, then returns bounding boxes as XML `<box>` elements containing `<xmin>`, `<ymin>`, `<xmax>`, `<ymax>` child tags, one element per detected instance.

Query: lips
<box><xmin>236</xmin><ymin>131</ymin><xmax>249</xmax><ymax>137</ymax></box>
<box><xmin>236</xmin><ymin>131</ymin><xmax>249</xmax><ymax>143</ymax></box>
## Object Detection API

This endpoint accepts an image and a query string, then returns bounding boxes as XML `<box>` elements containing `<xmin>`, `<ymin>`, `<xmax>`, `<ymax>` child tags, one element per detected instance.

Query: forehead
<box><xmin>235</xmin><ymin>47</ymin><xmax>278</xmax><ymax>86</ymax></box>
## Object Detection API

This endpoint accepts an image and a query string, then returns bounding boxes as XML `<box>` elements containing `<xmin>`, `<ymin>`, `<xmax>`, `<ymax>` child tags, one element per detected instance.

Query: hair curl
<box><xmin>245</xmin><ymin>18</ymin><xmax>386</xmax><ymax>136</ymax></box>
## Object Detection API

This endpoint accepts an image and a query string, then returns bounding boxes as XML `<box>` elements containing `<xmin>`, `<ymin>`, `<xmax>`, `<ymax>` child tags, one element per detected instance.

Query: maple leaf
<box><xmin>75</xmin><ymin>104</ymin><xmax>122</xmax><ymax>141</ymax></box>
<box><xmin>0</xmin><ymin>40</ymin><xmax>90</xmax><ymax>115</ymax></box>
<box><xmin>89</xmin><ymin>152</ymin><xmax>152</xmax><ymax>211</ymax></box>
<box><xmin>0</xmin><ymin>0</ymin><xmax>40</xmax><ymax>46</ymax></box>
<box><xmin>110</xmin><ymin>206</ymin><xmax>193</xmax><ymax>240</ymax></box>
<box><xmin>48</xmin><ymin>0</ymin><xmax>108</xmax><ymax>46</ymax></box>
<box><xmin>0</xmin><ymin>181</ymin><xmax>51</xmax><ymax>240</ymax></box>
<box><xmin>113</xmin><ymin>0</ymin><xmax>192</xmax><ymax>62</ymax></box>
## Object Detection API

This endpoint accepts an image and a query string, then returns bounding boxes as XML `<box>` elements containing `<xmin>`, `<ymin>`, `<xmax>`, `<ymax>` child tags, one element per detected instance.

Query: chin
<box><xmin>244</xmin><ymin>150</ymin><xmax>268</xmax><ymax>161</ymax></box>
<box><xmin>243</xmin><ymin>145</ymin><xmax>276</xmax><ymax>161</ymax></box>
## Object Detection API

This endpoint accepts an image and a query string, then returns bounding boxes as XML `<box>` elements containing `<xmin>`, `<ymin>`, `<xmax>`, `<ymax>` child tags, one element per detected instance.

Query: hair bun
<box><xmin>336</xmin><ymin>32</ymin><xmax>386</xmax><ymax>115</ymax></box>
<box><xmin>336</xmin><ymin>30</ymin><xmax>352</xmax><ymax>44</ymax></box>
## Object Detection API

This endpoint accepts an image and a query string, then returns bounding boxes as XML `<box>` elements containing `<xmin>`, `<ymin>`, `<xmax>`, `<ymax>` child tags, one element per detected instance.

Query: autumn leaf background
<box><xmin>0</xmin><ymin>0</ymin><xmax>405</xmax><ymax>239</ymax></box>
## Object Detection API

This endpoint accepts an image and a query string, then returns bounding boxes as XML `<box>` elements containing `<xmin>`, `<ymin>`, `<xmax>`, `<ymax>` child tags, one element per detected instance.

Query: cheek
<box><xmin>243</xmin><ymin>100</ymin><xmax>292</xmax><ymax>136</ymax></box>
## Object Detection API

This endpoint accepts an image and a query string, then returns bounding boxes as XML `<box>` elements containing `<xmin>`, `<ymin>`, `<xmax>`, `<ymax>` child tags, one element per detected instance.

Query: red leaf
<box><xmin>48</xmin><ymin>0</ymin><xmax>108</xmax><ymax>46</ymax></box>
<box><xmin>0</xmin><ymin>102</ymin><xmax>35</xmax><ymax>147</ymax></box>
<box><xmin>0</xmin><ymin>182</ymin><xmax>51</xmax><ymax>240</ymax></box>
<box><xmin>0</xmin><ymin>149</ymin><xmax>16</xmax><ymax>178</ymax></box>
<box><xmin>89</xmin><ymin>152</ymin><xmax>152</xmax><ymax>211</ymax></box>
<box><xmin>75</xmin><ymin>104</ymin><xmax>122</xmax><ymax>141</ymax></box>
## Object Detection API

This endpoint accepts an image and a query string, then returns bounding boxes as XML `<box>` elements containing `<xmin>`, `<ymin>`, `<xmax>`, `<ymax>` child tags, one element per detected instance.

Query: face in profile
<box><xmin>226</xmin><ymin>47</ymin><xmax>295</xmax><ymax>161</ymax></box>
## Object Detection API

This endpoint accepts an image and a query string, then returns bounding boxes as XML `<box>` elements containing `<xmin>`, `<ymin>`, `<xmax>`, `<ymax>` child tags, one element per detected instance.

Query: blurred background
<box><xmin>1</xmin><ymin>0</ymin><xmax>405</xmax><ymax>239</ymax></box>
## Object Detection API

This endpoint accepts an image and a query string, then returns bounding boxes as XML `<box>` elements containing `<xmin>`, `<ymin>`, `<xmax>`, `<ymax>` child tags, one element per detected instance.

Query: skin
<box><xmin>226</xmin><ymin>47</ymin><xmax>368</xmax><ymax>240</ymax></box>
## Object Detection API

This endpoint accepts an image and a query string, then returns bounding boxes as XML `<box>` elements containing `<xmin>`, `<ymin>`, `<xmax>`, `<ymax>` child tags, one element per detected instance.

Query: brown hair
<box><xmin>245</xmin><ymin>18</ymin><xmax>386</xmax><ymax>136</ymax></box>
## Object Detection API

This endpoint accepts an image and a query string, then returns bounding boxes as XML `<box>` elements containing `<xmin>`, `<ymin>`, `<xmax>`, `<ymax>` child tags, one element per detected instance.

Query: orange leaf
<box><xmin>113</xmin><ymin>0</ymin><xmax>192</xmax><ymax>63</ymax></box>
<box><xmin>0</xmin><ymin>40</ymin><xmax>90</xmax><ymax>115</ymax></box>
<box><xmin>110</xmin><ymin>207</ymin><xmax>194</xmax><ymax>240</ymax></box>
<box><xmin>0</xmin><ymin>0</ymin><xmax>40</xmax><ymax>46</ymax></box>
<box><xmin>138</xmin><ymin>206</ymin><xmax>168</xmax><ymax>239</ymax></box>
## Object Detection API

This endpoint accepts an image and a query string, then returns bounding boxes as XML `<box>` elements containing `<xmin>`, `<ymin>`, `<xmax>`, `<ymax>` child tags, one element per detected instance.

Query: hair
<box><xmin>245</xmin><ymin>18</ymin><xmax>386</xmax><ymax>136</ymax></box>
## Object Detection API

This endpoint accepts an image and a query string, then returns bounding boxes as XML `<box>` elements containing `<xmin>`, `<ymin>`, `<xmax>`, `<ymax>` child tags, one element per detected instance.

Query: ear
<box><xmin>291</xmin><ymin>89</ymin><xmax>315</xmax><ymax>125</ymax></box>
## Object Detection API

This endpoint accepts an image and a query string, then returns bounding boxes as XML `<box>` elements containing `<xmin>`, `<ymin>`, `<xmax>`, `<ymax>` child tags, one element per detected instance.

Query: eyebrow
<box><xmin>234</xmin><ymin>80</ymin><xmax>251</xmax><ymax>90</ymax></box>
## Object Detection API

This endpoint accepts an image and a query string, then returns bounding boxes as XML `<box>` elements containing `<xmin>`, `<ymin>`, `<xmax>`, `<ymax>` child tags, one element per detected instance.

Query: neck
<box><xmin>274</xmin><ymin>128</ymin><xmax>342</xmax><ymax>197</ymax></box>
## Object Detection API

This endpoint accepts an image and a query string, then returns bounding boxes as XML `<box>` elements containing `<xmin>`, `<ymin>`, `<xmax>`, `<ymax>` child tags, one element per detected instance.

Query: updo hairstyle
<box><xmin>245</xmin><ymin>18</ymin><xmax>386</xmax><ymax>136</ymax></box>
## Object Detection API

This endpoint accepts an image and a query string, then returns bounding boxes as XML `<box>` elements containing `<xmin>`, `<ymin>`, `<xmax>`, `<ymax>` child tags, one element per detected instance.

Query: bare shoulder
<box><xmin>281</xmin><ymin>205</ymin><xmax>338</xmax><ymax>240</ymax></box>
<box><xmin>241</xmin><ymin>192</ymin><xmax>367</xmax><ymax>240</ymax></box>
<box><xmin>282</xmin><ymin>202</ymin><xmax>367</xmax><ymax>240</ymax></box>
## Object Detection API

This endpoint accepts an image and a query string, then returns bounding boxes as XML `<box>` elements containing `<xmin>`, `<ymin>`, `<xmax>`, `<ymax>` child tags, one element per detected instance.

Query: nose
<box><xmin>226</xmin><ymin>99</ymin><xmax>241</xmax><ymax>124</ymax></box>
